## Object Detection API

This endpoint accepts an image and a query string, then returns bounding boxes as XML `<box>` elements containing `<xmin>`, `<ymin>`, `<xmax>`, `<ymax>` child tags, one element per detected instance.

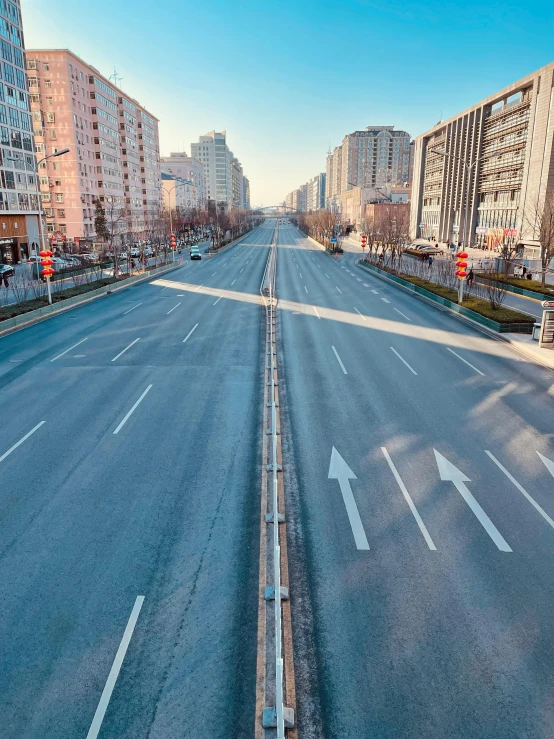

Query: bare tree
<box><xmin>525</xmin><ymin>190</ymin><xmax>554</xmax><ymax>288</ymax></box>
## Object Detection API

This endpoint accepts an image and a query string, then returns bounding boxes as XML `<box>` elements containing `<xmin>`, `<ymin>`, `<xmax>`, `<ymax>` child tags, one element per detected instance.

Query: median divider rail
<box><xmin>259</xmin><ymin>226</ymin><xmax>295</xmax><ymax>736</ymax></box>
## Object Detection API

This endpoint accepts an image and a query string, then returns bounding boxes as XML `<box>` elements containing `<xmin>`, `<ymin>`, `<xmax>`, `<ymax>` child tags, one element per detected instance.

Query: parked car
<box><xmin>419</xmin><ymin>245</ymin><xmax>444</xmax><ymax>255</ymax></box>
<box><xmin>0</xmin><ymin>263</ymin><xmax>15</xmax><ymax>279</ymax></box>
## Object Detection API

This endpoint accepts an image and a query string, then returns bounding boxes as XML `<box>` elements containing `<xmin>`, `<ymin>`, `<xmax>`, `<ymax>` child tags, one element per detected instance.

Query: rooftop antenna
<box><xmin>109</xmin><ymin>67</ymin><xmax>123</xmax><ymax>88</ymax></box>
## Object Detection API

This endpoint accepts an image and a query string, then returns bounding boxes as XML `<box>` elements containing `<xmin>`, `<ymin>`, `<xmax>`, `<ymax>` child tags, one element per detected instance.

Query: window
<box><xmin>57</xmin><ymin>208</ymin><xmax>65</xmax><ymax>217</ymax></box>
<box><xmin>44</xmin><ymin>79</ymin><xmax>51</xmax><ymax>88</ymax></box>
<box><xmin>8</xmin><ymin>106</ymin><xmax>17</xmax><ymax>126</ymax></box>
<box><xmin>55</xmin><ymin>179</ymin><xmax>61</xmax><ymax>186</ymax></box>
<box><xmin>15</xmin><ymin>68</ymin><xmax>24</xmax><ymax>89</ymax></box>
<box><xmin>46</xmin><ymin>111</ymin><xmax>55</xmax><ymax>122</ymax></box>
<box><xmin>46</xmin><ymin>96</ymin><xmax>52</xmax><ymax>105</ymax></box>
<box><xmin>30</xmin><ymin>93</ymin><xmax>39</xmax><ymax>103</ymax></box>
<box><xmin>26</xmin><ymin>58</ymin><xmax>37</xmax><ymax>70</ymax></box>
<box><xmin>2</xmin><ymin>61</ymin><xmax>13</xmax><ymax>84</ymax></box>
<box><xmin>49</xmin><ymin>128</ymin><xmax>56</xmax><ymax>139</ymax></box>
<box><xmin>39</xmin><ymin>176</ymin><xmax>48</xmax><ymax>186</ymax></box>
<box><xmin>59</xmin><ymin>223</ymin><xmax>66</xmax><ymax>233</ymax></box>
<box><xmin>43</xmin><ymin>62</ymin><xmax>49</xmax><ymax>71</ymax></box>
<box><xmin>55</xmin><ymin>193</ymin><xmax>64</xmax><ymax>202</ymax></box>
<box><xmin>28</xmin><ymin>76</ymin><xmax>39</xmax><ymax>88</ymax></box>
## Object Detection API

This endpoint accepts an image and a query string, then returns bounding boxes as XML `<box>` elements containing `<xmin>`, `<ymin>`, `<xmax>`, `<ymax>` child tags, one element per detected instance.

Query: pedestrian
<box><xmin>428</xmin><ymin>255</ymin><xmax>433</xmax><ymax>268</ymax></box>
<box><xmin>467</xmin><ymin>267</ymin><xmax>474</xmax><ymax>286</ymax></box>
<box><xmin>522</xmin><ymin>265</ymin><xmax>527</xmax><ymax>277</ymax></box>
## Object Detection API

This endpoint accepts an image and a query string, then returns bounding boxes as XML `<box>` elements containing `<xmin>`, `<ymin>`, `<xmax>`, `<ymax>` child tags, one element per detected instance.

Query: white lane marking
<box><xmin>231</xmin><ymin>279</ymin><xmax>236</xmax><ymax>285</ymax></box>
<box><xmin>371</xmin><ymin>289</ymin><xmax>379</xmax><ymax>294</ymax></box>
<box><xmin>363</xmin><ymin>283</ymin><xmax>370</xmax><ymax>287</ymax></box>
<box><xmin>446</xmin><ymin>347</ymin><xmax>485</xmax><ymax>376</ymax></box>
<box><xmin>335</xmin><ymin>286</ymin><xmax>342</xmax><ymax>294</ymax></box>
<box><xmin>123</xmin><ymin>303</ymin><xmax>142</xmax><ymax>315</ymax></box>
<box><xmin>313</xmin><ymin>306</ymin><xmax>320</xmax><ymax>319</ymax></box>
<box><xmin>381</xmin><ymin>447</ymin><xmax>436</xmax><ymax>550</ymax></box>
<box><xmin>111</xmin><ymin>338</ymin><xmax>140</xmax><ymax>362</ymax></box>
<box><xmin>357</xmin><ymin>278</ymin><xmax>362</xmax><ymax>282</ymax></box>
<box><xmin>537</xmin><ymin>452</ymin><xmax>554</xmax><ymax>478</ymax></box>
<box><xmin>85</xmin><ymin>596</ymin><xmax>145</xmax><ymax>739</ymax></box>
<box><xmin>485</xmin><ymin>451</ymin><xmax>554</xmax><ymax>530</ymax></box>
<box><xmin>304</xmin><ymin>285</ymin><xmax>308</xmax><ymax>293</ymax></box>
<box><xmin>213</xmin><ymin>296</ymin><xmax>222</xmax><ymax>305</ymax></box>
<box><xmin>113</xmin><ymin>385</ymin><xmax>152</xmax><ymax>435</ymax></box>
<box><xmin>51</xmin><ymin>337</ymin><xmax>88</xmax><ymax>362</ymax></box>
<box><xmin>240</xmin><ymin>268</ymin><xmax>243</xmax><ymax>273</ymax></box>
<box><xmin>332</xmin><ymin>345</ymin><xmax>348</xmax><ymax>374</ymax></box>
<box><xmin>299</xmin><ymin>272</ymin><xmax>303</xmax><ymax>278</ymax></box>
<box><xmin>194</xmin><ymin>284</ymin><xmax>204</xmax><ymax>292</ymax></box>
<box><xmin>394</xmin><ymin>308</ymin><xmax>412</xmax><ymax>322</ymax></box>
<box><xmin>318</xmin><ymin>265</ymin><xmax>321</xmax><ymax>268</ymax></box>
<box><xmin>183</xmin><ymin>323</ymin><xmax>199</xmax><ymax>343</ymax></box>
<box><xmin>328</xmin><ymin>447</ymin><xmax>369</xmax><ymax>550</ymax></box>
<box><xmin>381</xmin><ymin>297</ymin><xmax>391</xmax><ymax>304</ymax></box>
<box><xmin>390</xmin><ymin>347</ymin><xmax>418</xmax><ymax>375</ymax></box>
<box><xmin>166</xmin><ymin>302</ymin><xmax>181</xmax><ymax>315</ymax></box>
<box><xmin>211</xmin><ymin>271</ymin><xmax>217</xmax><ymax>276</ymax></box>
<box><xmin>434</xmin><ymin>449</ymin><xmax>512</xmax><ymax>551</ymax></box>
<box><xmin>325</xmin><ymin>273</ymin><xmax>330</xmax><ymax>279</ymax></box>
<box><xmin>0</xmin><ymin>421</ymin><xmax>45</xmax><ymax>464</ymax></box>
<box><xmin>354</xmin><ymin>307</ymin><xmax>366</xmax><ymax>321</ymax></box>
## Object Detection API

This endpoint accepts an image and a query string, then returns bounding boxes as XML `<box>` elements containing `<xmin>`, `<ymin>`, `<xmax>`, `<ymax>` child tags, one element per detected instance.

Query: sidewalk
<box><xmin>504</xmin><ymin>332</ymin><xmax>554</xmax><ymax>370</ymax></box>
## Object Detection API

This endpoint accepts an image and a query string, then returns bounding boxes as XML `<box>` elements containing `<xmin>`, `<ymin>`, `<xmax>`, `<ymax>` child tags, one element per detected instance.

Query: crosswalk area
<box><xmin>329</xmin><ymin>444</ymin><xmax>554</xmax><ymax>553</ymax></box>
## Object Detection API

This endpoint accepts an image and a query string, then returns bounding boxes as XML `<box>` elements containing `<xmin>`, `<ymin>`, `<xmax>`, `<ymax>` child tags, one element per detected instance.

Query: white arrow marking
<box><xmin>537</xmin><ymin>451</ymin><xmax>554</xmax><ymax>479</ymax></box>
<box><xmin>328</xmin><ymin>447</ymin><xmax>369</xmax><ymax>550</ymax></box>
<box><xmin>434</xmin><ymin>449</ymin><xmax>512</xmax><ymax>552</ymax></box>
<box><xmin>486</xmin><ymin>451</ymin><xmax>554</xmax><ymax>530</ymax></box>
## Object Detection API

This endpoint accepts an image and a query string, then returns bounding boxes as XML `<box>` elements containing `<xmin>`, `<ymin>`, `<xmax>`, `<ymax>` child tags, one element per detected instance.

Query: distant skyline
<box><xmin>21</xmin><ymin>0</ymin><xmax>554</xmax><ymax>206</ymax></box>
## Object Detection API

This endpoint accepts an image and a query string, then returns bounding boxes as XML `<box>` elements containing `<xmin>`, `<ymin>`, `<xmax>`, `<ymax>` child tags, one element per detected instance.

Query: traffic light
<box><xmin>456</xmin><ymin>251</ymin><xmax>468</xmax><ymax>278</ymax></box>
<box><xmin>40</xmin><ymin>249</ymin><xmax>54</xmax><ymax>278</ymax></box>
<box><xmin>361</xmin><ymin>234</ymin><xmax>367</xmax><ymax>250</ymax></box>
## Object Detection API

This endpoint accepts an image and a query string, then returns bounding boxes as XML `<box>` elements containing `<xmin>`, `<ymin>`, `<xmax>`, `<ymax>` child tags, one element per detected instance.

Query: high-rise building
<box><xmin>242</xmin><ymin>176</ymin><xmax>250</xmax><ymax>209</ymax></box>
<box><xmin>340</xmin><ymin>126</ymin><xmax>411</xmax><ymax>193</ymax></box>
<box><xmin>160</xmin><ymin>151</ymin><xmax>206</xmax><ymax>210</ymax></box>
<box><xmin>410</xmin><ymin>61</ymin><xmax>554</xmax><ymax>250</ymax></box>
<box><xmin>191</xmin><ymin>130</ymin><xmax>248</xmax><ymax>209</ymax></box>
<box><xmin>230</xmin><ymin>156</ymin><xmax>244</xmax><ymax>209</ymax></box>
<box><xmin>0</xmin><ymin>2</ymin><xmax>41</xmax><ymax>264</ymax></box>
<box><xmin>26</xmin><ymin>48</ymin><xmax>161</xmax><ymax>246</ymax></box>
<box><xmin>325</xmin><ymin>145</ymin><xmax>342</xmax><ymax>211</ymax></box>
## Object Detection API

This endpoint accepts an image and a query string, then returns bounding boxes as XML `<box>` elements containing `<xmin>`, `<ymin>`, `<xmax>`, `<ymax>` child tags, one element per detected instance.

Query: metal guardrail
<box><xmin>259</xmin><ymin>226</ymin><xmax>292</xmax><ymax>737</ymax></box>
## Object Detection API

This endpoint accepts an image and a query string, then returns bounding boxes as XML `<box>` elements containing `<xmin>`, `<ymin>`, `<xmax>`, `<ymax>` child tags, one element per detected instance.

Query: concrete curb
<box><xmin>356</xmin><ymin>260</ymin><xmax>554</xmax><ymax>373</ymax></box>
<box><xmin>0</xmin><ymin>261</ymin><xmax>181</xmax><ymax>339</ymax></box>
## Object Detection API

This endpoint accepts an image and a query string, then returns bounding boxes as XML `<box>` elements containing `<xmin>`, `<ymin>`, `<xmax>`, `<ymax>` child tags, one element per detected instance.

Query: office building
<box><xmin>26</xmin><ymin>48</ymin><xmax>161</xmax><ymax>246</ymax></box>
<box><xmin>191</xmin><ymin>130</ymin><xmax>249</xmax><ymax>209</ymax></box>
<box><xmin>410</xmin><ymin>61</ymin><xmax>554</xmax><ymax>251</ymax></box>
<box><xmin>242</xmin><ymin>176</ymin><xmax>250</xmax><ymax>209</ymax></box>
<box><xmin>160</xmin><ymin>151</ymin><xmax>206</xmax><ymax>210</ymax></box>
<box><xmin>326</xmin><ymin>145</ymin><xmax>342</xmax><ymax>211</ymax></box>
<box><xmin>0</xmin><ymin>2</ymin><xmax>41</xmax><ymax>264</ymax></box>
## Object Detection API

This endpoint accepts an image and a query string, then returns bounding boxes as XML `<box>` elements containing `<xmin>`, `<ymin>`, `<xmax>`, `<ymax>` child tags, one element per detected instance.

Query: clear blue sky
<box><xmin>21</xmin><ymin>0</ymin><xmax>554</xmax><ymax>206</ymax></box>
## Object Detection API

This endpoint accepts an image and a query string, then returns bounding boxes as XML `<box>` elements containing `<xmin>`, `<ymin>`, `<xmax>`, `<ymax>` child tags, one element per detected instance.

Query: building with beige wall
<box><xmin>410</xmin><ymin>61</ymin><xmax>554</xmax><ymax>252</ymax></box>
<box><xmin>161</xmin><ymin>152</ymin><xmax>205</xmax><ymax>210</ymax></box>
<box><xmin>26</xmin><ymin>49</ymin><xmax>160</xmax><ymax>247</ymax></box>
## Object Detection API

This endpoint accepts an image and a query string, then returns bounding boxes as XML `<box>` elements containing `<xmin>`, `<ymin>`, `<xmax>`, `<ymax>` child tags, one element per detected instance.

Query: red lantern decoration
<box><xmin>456</xmin><ymin>270</ymin><xmax>467</xmax><ymax>278</ymax></box>
<box><xmin>40</xmin><ymin>249</ymin><xmax>54</xmax><ymax>278</ymax></box>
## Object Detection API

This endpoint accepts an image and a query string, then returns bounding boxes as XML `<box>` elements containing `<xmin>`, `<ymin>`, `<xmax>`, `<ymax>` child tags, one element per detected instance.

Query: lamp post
<box><xmin>165</xmin><ymin>178</ymin><xmax>190</xmax><ymax>261</ymax></box>
<box><xmin>8</xmin><ymin>147</ymin><xmax>70</xmax><ymax>304</ymax></box>
<box><xmin>428</xmin><ymin>146</ymin><xmax>501</xmax><ymax>304</ymax></box>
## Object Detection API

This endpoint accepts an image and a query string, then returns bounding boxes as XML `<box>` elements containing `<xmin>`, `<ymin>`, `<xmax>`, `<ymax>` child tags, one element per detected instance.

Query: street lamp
<box><xmin>165</xmin><ymin>178</ymin><xmax>190</xmax><ymax>261</ymax></box>
<box><xmin>8</xmin><ymin>147</ymin><xmax>70</xmax><ymax>304</ymax></box>
<box><xmin>428</xmin><ymin>146</ymin><xmax>501</xmax><ymax>249</ymax></box>
<box><xmin>428</xmin><ymin>145</ymin><xmax>501</xmax><ymax>304</ymax></box>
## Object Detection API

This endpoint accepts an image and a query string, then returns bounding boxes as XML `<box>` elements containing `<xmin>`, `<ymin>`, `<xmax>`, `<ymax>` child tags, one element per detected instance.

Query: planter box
<box><xmin>358</xmin><ymin>261</ymin><xmax>534</xmax><ymax>334</ymax></box>
<box><xmin>476</xmin><ymin>276</ymin><xmax>553</xmax><ymax>302</ymax></box>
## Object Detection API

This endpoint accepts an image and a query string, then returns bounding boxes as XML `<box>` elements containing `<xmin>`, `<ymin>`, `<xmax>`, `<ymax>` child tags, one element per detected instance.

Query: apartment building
<box><xmin>325</xmin><ymin>145</ymin><xmax>342</xmax><ymax>211</ymax></box>
<box><xmin>26</xmin><ymin>49</ymin><xmax>160</xmax><ymax>245</ymax></box>
<box><xmin>285</xmin><ymin>173</ymin><xmax>325</xmax><ymax>214</ymax></box>
<box><xmin>160</xmin><ymin>151</ymin><xmax>206</xmax><ymax>210</ymax></box>
<box><xmin>242</xmin><ymin>176</ymin><xmax>250</xmax><ymax>209</ymax></box>
<box><xmin>230</xmin><ymin>156</ymin><xmax>244</xmax><ymax>209</ymax></box>
<box><xmin>411</xmin><ymin>61</ymin><xmax>554</xmax><ymax>251</ymax></box>
<box><xmin>191</xmin><ymin>130</ymin><xmax>248</xmax><ymax>209</ymax></box>
<box><xmin>0</xmin><ymin>1</ymin><xmax>41</xmax><ymax>264</ymax></box>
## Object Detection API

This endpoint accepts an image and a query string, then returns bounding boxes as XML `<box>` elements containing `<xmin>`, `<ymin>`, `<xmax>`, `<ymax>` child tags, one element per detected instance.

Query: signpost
<box><xmin>539</xmin><ymin>301</ymin><xmax>554</xmax><ymax>349</ymax></box>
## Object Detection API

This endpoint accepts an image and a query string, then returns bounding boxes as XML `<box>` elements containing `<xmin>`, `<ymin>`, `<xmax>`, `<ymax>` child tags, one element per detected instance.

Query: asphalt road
<box><xmin>0</xmin><ymin>223</ymin><xmax>274</xmax><ymax>738</ymax></box>
<box><xmin>277</xmin><ymin>223</ymin><xmax>554</xmax><ymax>738</ymax></box>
